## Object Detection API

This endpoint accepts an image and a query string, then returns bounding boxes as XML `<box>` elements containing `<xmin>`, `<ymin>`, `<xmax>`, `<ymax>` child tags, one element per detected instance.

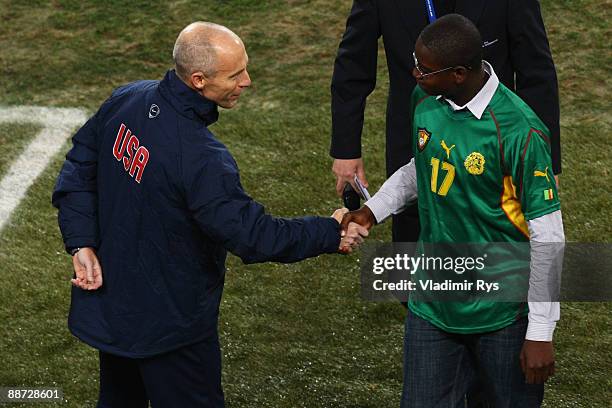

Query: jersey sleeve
<box><xmin>410</xmin><ymin>85</ymin><xmax>429</xmax><ymax>152</ymax></box>
<box><xmin>507</xmin><ymin>129</ymin><xmax>560</xmax><ymax>221</ymax></box>
<box><xmin>183</xmin><ymin>150</ymin><xmax>341</xmax><ymax>264</ymax></box>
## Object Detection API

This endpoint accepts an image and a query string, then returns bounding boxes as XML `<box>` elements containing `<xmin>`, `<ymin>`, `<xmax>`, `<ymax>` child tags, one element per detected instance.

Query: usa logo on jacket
<box><xmin>112</xmin><ymin>123</ymin><xmax>150</xmax><ymax>183</ymax></box>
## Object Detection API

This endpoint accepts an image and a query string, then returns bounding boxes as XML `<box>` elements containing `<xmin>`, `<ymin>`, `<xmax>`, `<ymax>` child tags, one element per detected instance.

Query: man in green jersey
<box><xmin>342</xmin><ymin>14</ymin><xmax>564</xmax><ymax>407</ymax></box>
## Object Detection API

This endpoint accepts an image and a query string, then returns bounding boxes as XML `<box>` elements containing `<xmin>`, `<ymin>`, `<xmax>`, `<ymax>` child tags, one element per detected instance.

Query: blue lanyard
<box><xmin>425</xmin><ymin>0</ymin><xmax>437</xmax><ymax>23</ymax></box>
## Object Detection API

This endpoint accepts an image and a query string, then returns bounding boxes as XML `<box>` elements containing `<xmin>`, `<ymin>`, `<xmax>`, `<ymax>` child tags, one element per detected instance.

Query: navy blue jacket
<box><xmin>52</xmin><ymin>70</ymin><xmax>341</xmax><ymax>358</ymax></box>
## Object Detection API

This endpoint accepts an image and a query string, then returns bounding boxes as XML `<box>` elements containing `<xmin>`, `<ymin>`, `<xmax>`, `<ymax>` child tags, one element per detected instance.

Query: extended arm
<box><xmin>187</xmin><ymin>155</ymin><xmax>343</xmax><ymax>264</ymax></box>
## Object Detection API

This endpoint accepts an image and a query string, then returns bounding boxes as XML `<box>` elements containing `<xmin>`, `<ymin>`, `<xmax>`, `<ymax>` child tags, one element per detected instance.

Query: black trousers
<box><xmin>97</xmin><ymin>337</ymin><xmax>224</xmax><ymax>408</ymax></box>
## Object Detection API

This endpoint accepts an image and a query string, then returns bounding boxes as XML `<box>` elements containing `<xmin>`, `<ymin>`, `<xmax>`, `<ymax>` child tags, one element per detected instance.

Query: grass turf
<box><xmin>0</xmin><ymin>0</ymin><xmax>610</xmax><ymax>406</ymax></box>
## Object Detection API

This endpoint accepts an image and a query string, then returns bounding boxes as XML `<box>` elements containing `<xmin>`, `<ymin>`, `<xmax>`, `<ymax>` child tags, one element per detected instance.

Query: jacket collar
<box><xmin>158</xmin><ymin>69</ymin><xmax>219</xmax><ymax>126</ymax></box>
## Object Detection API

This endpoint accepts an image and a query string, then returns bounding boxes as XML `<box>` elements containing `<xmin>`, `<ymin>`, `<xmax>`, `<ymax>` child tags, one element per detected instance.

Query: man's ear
<box><xmin>452</xmin><ymin>67</ymin><xmax>469</xmax><ymax>85</ymax></box>
<box><xmin>190</xmin><ymin>72</ymin><xmax>207</xmax><ymax>91</ymax></box>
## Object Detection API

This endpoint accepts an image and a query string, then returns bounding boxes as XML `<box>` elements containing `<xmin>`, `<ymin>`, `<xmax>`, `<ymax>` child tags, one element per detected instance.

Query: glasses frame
<box><xmin>412</xmin><ymin>52</ymin><xmax>472</xmax><ymax>79</ymax></box>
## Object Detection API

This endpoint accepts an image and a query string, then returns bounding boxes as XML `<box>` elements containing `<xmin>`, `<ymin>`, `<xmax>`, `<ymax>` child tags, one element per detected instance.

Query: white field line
<box><xmin>0</xmin><ymin>106</ymin><xmax>88</xmax><ymax>231</ymax></box>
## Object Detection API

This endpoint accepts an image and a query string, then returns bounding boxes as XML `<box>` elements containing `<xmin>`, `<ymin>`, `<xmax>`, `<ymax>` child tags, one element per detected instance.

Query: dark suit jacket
<box><xmin>330</xmin><ymin>0</ymin><xmax>561</xmax><ymax>177</ymax></box>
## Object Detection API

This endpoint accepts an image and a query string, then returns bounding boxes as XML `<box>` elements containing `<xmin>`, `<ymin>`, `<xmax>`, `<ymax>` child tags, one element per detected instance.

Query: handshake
<box><xmin>331</xmin><ymin>206</ymin><xmax>377</xmax><ymax>253</ymax></box>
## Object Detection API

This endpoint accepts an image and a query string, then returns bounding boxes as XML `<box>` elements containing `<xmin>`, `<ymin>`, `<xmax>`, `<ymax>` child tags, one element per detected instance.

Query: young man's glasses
<box><xmin>412</xmin><ymin>52</ymin><xmax>473</xmax><ymax>79</ymax></box>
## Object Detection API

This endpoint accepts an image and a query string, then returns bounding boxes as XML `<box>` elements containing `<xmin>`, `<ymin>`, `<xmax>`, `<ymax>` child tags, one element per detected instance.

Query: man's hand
<box><xmin>332</xmin><ymin>207</ymin><xmax>350</xmax><ymax>224</ymax></box>
<box><xmin>332</xmin><ymin>158</ymin><xmax>368</xmax><ymax>196</ymax></box>
<box><xmin>339</xmin><ymin>222</ymin><xmax>369</xmax><ymax>253</ymax></box>
<box><xmin>332</xmin><ymin>208</ymin><xmax>368</xmax><ymax>253</ymax></box>
<box><xmin>340</xmin><ymin>206</ymin><xmax>376</xmax><ymax>233</ymax></box>
<box><xmin>554</xmin><ymin>174</ymin><xmax>560</xmax><ymax>189</ymax></box>
<box><xmin>71</xmin><ymin>247</ymin><xmax>103</xmax><ymax>290</ymax></box>
<box><xmin>520</xmin><ymin>340</ymin><xmax>555</xmax><ymax>384</ymax></box>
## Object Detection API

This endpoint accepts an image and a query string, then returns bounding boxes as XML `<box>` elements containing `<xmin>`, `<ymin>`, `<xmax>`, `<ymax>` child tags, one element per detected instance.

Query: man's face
<box><xmin>201</xmin><ymin>40</ymin><xmax>251</xmax><ymax>109</ymax></box>
<box><xmin>412</xmin><ymin>39</ymin><xmax>456</xmax><ymax>97</ymax></box>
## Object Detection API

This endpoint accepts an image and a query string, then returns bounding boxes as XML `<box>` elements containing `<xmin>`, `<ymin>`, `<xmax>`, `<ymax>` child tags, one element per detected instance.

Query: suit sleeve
<box><xmin>184</xmin><ymin>153</ymin><xmax>341</xmax><ymax>264</ymax></box>
<box><xmin>330</xmin><ymin>0</ymin><xmax>381</xmax><ymax>159</ymax></box>
<box><xmin>52</xmin><ymin>114</ymin><xmax>100</xmax><ymax>252</ymax></box>
<box><xmin>508</xmin><ymin>0</ymin><xmax>561</xmax><ymax>174</ymax></box>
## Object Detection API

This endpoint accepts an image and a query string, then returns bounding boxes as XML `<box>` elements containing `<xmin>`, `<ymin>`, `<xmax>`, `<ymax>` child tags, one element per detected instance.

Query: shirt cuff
<box><xmin>364</xmin><ymin>198</ymin><xmax>392</xmax><ymax>225</ymax></box>
<box><xmin>525</xmin><ymin>320</ymin><xmax>556</xmax><ymax>342</ymax></box>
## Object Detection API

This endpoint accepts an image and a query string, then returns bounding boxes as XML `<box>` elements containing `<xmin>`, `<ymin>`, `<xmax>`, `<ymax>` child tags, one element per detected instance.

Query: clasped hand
<box><xmin>331</xmin><ymin>207</ymin><xmax>372</xmax><ymax>253</ymax></box>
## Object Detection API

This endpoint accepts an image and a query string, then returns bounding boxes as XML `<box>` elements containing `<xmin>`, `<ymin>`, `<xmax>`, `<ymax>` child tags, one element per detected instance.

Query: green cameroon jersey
<box><xmin>408</xmin><ymin>83</ymin><xmax>561</xmax><ymax>334</ymax></box>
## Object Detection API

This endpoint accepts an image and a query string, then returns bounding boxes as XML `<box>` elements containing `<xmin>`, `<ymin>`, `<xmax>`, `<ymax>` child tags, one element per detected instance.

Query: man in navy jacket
<box><xmin>52</xmin><ymin>22</ymin><xmax>366</xmax><ymax>407</ymax></box>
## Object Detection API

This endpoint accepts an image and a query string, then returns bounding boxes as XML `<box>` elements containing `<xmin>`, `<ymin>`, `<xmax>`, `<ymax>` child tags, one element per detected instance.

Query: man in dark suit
<box><xmin>330</xmin><ymin>0</ymin><xmax>561</xmax><ymax>242</ymax></box>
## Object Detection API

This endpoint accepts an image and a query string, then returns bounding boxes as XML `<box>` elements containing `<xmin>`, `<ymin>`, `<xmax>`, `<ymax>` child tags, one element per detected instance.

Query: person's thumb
<box><xmin>340</xmin><ymin>213</ymin><xmax>353</xmax><ymax>234</ymax></box>
<box><xmin>332</xmin><ymin>207</ymin><xmax>349</xmax><ymax>224</ymax></box>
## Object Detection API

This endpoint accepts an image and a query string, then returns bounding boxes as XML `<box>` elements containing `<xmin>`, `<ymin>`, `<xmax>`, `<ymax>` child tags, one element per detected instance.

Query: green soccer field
<box><xmin>0</xmin><ymin>1</ymin><xmax>610</xmax><ymax>407</ymax></box>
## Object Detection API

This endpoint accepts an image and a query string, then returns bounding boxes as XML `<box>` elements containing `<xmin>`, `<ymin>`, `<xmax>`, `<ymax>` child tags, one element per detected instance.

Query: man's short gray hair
<box><xmin>172</xmin><ymin>22</ymin><xmax>227</xmax><ymax>80</ymax></box>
